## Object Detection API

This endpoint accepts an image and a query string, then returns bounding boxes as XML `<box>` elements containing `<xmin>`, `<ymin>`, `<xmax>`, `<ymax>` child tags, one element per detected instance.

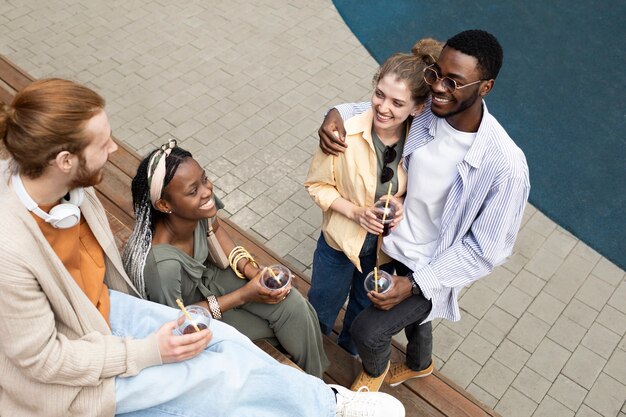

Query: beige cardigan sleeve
<box><xmin>0</xmin><ymin>191</ymin><xmax>162</xmax><ymax>386</ymax></box>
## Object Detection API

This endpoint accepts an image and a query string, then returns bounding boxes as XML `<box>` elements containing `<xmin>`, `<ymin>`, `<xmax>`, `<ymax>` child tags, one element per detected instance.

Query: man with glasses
<box><xmin>317</xmin><ymin>29</ymin><xmax>530</xmax><ymax>391</ymax></box>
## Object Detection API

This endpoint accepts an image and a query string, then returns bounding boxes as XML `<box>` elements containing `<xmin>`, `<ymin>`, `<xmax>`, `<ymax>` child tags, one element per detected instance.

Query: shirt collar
<box><xmin>404</xmin><ymin>99</ymin><xmax>493</xmax><ymax>169</ymax></box>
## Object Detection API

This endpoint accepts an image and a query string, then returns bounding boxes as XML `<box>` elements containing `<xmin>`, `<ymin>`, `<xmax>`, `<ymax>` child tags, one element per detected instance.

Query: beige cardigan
<box><xmin>0</xmin><ymin>160</ymin><xmax>162</xmax><ymax>417</ymax></box>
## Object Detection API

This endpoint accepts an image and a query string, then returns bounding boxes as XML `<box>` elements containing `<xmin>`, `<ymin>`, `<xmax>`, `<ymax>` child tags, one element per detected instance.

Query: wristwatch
<box><xmin>407</xmin><ymin>275</ymin><xmax>421</xmax><ymax>296</ymax></box>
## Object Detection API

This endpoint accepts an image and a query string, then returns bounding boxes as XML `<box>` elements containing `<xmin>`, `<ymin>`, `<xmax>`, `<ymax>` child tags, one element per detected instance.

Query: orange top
<box><xmin>32</xmin><ymin>204</ymin><xmax>110</xmax><ymax>326</ymax></box>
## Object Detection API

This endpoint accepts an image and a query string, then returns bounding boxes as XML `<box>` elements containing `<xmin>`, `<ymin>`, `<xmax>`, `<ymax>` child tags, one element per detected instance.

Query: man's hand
<box><xmin>367</xmin><ymin>275</ymin><xmax>413</xmax><ymax>310</ymax></box>
<box><xmin>318</xmin><ymin>108</ymin><xmax>347</xmax><ymax>155</ymax></box>
<box><xmin>155</xmin><ymin>321</ymin><xmax>212</xmax><ymax>364</ymax></box>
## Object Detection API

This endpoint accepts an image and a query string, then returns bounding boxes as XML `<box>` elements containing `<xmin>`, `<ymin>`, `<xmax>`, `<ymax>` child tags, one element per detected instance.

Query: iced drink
<box><xmin>175</xmin><ymin>305</ymin><xmax>211</xmax><ymax>335</ymax></box>
<box><xmin>364</xmin><ymin>269</ymin><xmax>393</xmax><ymax>294</ymax></box>
<box><xmin>374</xmin><ymin>200</ymin><xmax>397</xmax><ymax>237</ymax></box>
<box><xmin>260</xmin><ymin>265</ymin><xmax>292</xmax><ymax>290</ymax></box>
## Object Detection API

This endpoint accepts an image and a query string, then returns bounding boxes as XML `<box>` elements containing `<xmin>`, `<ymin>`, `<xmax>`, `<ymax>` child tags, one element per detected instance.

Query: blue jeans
<box><xmin>308</xmin><ymin>232</ymin><xmax>378</xmax><ymax>355</ymax></box>
<box><xmin>110</xmin><ymin>291</ymin><xmax>335</xmax><ymax>417</ymax></box>
<box><xmin>351</xmin><ymin>261</ymin><xmax>433</xmax><ymax>377</ymax></box>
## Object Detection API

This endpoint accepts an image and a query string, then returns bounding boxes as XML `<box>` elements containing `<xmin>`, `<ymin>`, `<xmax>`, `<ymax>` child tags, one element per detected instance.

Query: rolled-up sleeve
<box><xmin>304</xmin><ymin>148</ymin><xmax>342</xmax><ymax>211</ymax></box>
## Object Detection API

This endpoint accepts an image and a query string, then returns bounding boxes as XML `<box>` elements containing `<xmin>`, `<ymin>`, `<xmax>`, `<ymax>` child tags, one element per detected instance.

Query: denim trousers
<box><xmin>351</xmin><ymin>261</ymin><xmax>433</xmax><ymax>377</ymax></box>
<box><xmin>308</xmin><ymin>232</ymin><xmax>378</xmax><ymax>355</ymax></box>
<box><xmin>110</xmin><ymin>291</ymin><xmax>335</xmax><ymax>417</ymax></box>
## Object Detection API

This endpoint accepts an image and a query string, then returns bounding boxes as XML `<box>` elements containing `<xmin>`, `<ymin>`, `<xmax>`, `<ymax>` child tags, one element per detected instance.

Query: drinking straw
<box><xmin>381</xmin><ymin>182</ymin><xmax>393</xmax><ymax>225</ymax></box>
<box><xmin>176</xmin><ymin>298</ymin><xmax>200</xmax><ymax>332</ymax></box>
<box><xmin>374</xmin><ymin>267</ymin><xmax>379</xmax><ymax>293</ymax></box>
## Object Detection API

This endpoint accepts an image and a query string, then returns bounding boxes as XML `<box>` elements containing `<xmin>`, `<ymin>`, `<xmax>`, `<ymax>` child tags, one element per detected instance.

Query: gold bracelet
<box><xmin>228</xmin><ymin>246</ymin><xmax>259</xmax><ymax>279</ymax></box>
<box><xmin>207</xmin><ymin>295</ymin><xmax>222</xmax><ymax>320</ymax></box>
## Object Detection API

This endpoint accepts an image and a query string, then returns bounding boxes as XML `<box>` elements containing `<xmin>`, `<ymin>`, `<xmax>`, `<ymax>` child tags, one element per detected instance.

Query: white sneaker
<box><xmin>331</xmin><ymin>384</ymin><xmax>405</xmax><ymax>417</ymax></box>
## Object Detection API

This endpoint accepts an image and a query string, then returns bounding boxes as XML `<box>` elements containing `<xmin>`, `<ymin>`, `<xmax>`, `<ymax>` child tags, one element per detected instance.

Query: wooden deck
<box><xmin>1</xmin><ymin>55</ymin><xmax>501</xmax><ymax>416</ymax></box>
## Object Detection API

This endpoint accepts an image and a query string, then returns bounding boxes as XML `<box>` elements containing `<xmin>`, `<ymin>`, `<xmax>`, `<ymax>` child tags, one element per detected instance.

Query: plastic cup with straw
<box><xmin>176</xmin><ymin>298</ymin><xmax>200</xmax><ymax>333</ymax></box>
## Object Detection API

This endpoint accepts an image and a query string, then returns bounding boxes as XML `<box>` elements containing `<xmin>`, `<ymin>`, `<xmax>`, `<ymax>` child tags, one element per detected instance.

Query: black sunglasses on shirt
<box><xmin>381</xmin><ymin>145</ymin><xmax>397</xmax><ymax>183</ymax></box>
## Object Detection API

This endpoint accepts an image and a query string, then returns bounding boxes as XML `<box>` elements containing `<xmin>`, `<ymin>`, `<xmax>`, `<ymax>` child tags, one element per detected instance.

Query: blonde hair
<box><xmin>372</xmin><ymin>37</ymin><xmax>444</xmax><ymax>104</ymax></box>
<box><xmin>0</xmin><ymin>78</ymin><xmax>105</xmax><ymax>178</ymax></box>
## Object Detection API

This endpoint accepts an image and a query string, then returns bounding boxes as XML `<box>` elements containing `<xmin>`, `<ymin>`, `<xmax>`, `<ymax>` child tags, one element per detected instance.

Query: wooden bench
<box><xmin>1</xmin><ymin>55</ymin><xmax>501</xmax><ymax>416</ymax></box>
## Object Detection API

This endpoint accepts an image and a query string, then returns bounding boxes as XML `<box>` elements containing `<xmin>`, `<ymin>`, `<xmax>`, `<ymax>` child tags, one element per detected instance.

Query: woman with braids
<box><xmin>122</xmin><ymin>141</ymin><xmax>328</xmax><ymax>377</ymax></box>
<box><xmin>304</xmin><ymin>38</ymin><xmax>443</xmax><ymax>359</ymax></box>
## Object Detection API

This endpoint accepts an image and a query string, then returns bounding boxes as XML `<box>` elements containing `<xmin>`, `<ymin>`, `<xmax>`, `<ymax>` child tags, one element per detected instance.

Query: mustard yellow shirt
<box><xmin>305</xmin><ymin>109</ymin><xmax>407</xmax><ymax>271</ymax></box>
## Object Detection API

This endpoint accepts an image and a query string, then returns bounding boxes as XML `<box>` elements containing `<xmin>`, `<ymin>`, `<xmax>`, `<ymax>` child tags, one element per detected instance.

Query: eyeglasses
<box><xmin>381</xmin><ymin>145</ymin><xmax>397</xmax><ymax>183</ymax></box>
<box><xmin>423</xmin><ymin>65</ymin><xmax>484</xmax><ymax>93</ymax></box>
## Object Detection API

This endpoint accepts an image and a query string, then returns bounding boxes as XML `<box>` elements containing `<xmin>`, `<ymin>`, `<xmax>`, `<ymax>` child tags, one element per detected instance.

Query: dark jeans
<box><xmin>308</xmin><ymin>232</ymin><xmax>379</xmax><ymax>355</ymax></box>
<box><xmin>351</xmin><ymin>260</ymin><xmax>433</xmax><ymax>377</ymax></box>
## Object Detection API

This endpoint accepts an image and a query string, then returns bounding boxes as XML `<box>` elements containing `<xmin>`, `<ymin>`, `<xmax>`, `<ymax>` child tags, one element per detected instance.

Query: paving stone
<box><xmin>441</xmin><ymin>310</ymin><xmax>478</xmax><ymax>338</ymax></box>
<box><xmin>496</xmin><ymin>285</ymin><xmax>534</xmax><ymax>318</ymax></box>
<box><xmin>593</xmin><ymin>258</ymin><xmax>625</xmax><ymax>287</ymax></box>
<box><xmin>458</xmin><ymin>331</ymin><xmax>497</xmax><ymax>365</ymax></box>
<box><xmin>228</xmin><ymin>206</ymin><xmax>261</xmax><ymax>231</ymax></box>
<box><xmin>494</xmin><ymin>387</ymin><xmax>538</xmax><ymax>417</ymax></box>
<box><xmin>528</xmin><ymin>291</ymin><xmax>566</xmax><ymax>325</ymax></box>
<box><xmin>596</xmin><ymin>305</ymin><xmax>626</xmax><ymax>336</ymax></box>
<box><xmin>571</xmin><ymin>241</ymin><xmax>602</xmax><ymax>265</ymax></box>
<box><xmin>248</xmin><ymin>195</ymin><xmax>278</xmax><ymax>217</ymax></box>
<box><xmin>509</xmin><ymin>313</ymin><xmax>551</xmax><ymax>353</ymax></box>
<box><xmin>548</xmin><ymin>316</ymin><xmax>588</xmax><ymax>352</ymax></box>
<box><xmin>483</xmin><ymin>266</ymin><xmax>516</xmax><ymax>294</ymax></box>
<box><xmin>525</xmin><ymin>247</ymin><xmax>565</xmax><ymax>280</ymax></box>
<box><xmin>512</xmin><ymin>366</ymin><xmax>552</xmax><ymax>402</ymax></box>
<box><xmin>513</xmin><ymin>227</ymin><xmax>547</xmax><ymax>259</ymax></box>
<box><xmin>548</xmin><ymin>375</ymin><xmax>588</xmax><ymax>412</ymax></box>
<box><xmin>575</xmin><ymin>405</ymin><xmax>604</xmax><ymax>417</ymax></box>
<box><xmin>474</xmin><ymin>358</ymin><xmax>517</xmax><ymax>399</ymax></box>
<box><xmin>504</xmin><ymin>251</ymin><xmax>530</xmax><ymax>274</ymax></box>
<box><xmin>220</xmin><ymin>189</ymin><xmax>253</xmax><ymax>214</ymax></box>
<box><xmin>283</xmin><ymin>218</ymin><xmax>317</xmax><ymax>243</ymax></box>
<box><xmin>563</xmin><ymin>298</ymin><xmax>600</xmax><ymax>329</ymax></box>
<box><xmin>576</xmin><ymin>275</ymin><xmax>618</xmax><ymax>311</ymax></box>
<box><xmin>288</xmin><ymin>236</ymin><xmax>317</xmax><ymax>267</ymax></box>
<box><xmin>459</xmin><ymin>281</ymin><xmax>500</xmax><ymax>319</ymax></box>
<box><xmin>300</xmin><ymin>205</ymin><xmax>323</xmax><ymax>228</ymax></box>
<box><xmin>544</xmin><ymin>255</ymin><xmax>596</xmax><ymax>303</ymax></box>
<box><xmin>440</xmin><ymin>350</ymin><xmax>481</xmax><ymax>389</ymax></box>
<box><xmin>251</xmin><ymin>212</ymin><xmax>288</xmax><ymax>240</ymax></box>
<box><xmin>584</xmin><ymin>373</ymin><xmax>626</xmax><ymax>417</ymax></box>
<box><xmin>512</xmin><ymin>269</ymin><xmax>546</xmax><ymax>297</ymax></box>
<box><xmin>608</xmin><ymin>281</ymin><xmax>626</xmax><ymax>315</ymax></box>
<box><xmin>581</xmin><ymin>323</ymin><xmax>621</xmax><ymax>359</ymax></box>
<box><xmin>273</xmin><ymin>199</ymin><xmax>305</xmax><ymax>223</ymax></box>
<box><xmin>474</xmin><ymin>306</ymin><xmax>517</xmax><ymax>345</ymax></box>
<box><xmin>433</xmin><ymin>324</ymin><xmax>464</xmax><ymax>361</ymax></box>
<box><xmin>493</xmin><ymin>339</ymin><xmax>531</xmax><ymax>373</ymax></box>
<box><xmin>525</xmin><ymin>209</ymin><xmax>555</xmax><ymax>237</ymax></box>
<box><xmin>562</xmin><ymin>345</ymin><xmax>607</xmax><ymax>389</ymax></box>
<box><xmin>466</xmin><ymin>383</ymin><xmax>498</xmax><ymax>409</ymax></box>
<box><xmin>605</xmin><ymin>348</ymin><xmax>626</xmax><ymax>385</ymax></box>
<box><xmin>238</xmin><ymin>178</ymin><xmax>269</xmax><ymax>199</ymax></box>
<box><xmin>265</xmin><ymin>231</ymin><xmax>299</xmax><ymax>258</ymax></box>
<box><xmin>527</xmin><ymin>338</ymin><xmax>571</xmax><ymax>381</ymax></box>
<box><xmin>533</xmin><ymin>395</ymin><xmax>575</xmax><ymax>417</ymax></box>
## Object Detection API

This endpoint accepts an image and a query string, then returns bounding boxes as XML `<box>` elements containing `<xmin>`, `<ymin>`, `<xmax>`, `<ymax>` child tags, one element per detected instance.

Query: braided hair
<box><xmin>122</xmin><ymin>146</ymin><xmax>192</xmax><ymax>297</ymax></box>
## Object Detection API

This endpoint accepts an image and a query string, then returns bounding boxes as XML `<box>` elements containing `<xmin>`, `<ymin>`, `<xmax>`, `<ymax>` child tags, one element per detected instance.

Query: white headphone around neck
<box><xmin>11</xmin><ymin>174</ymin><xmax>84</xmax><ymax>229</ymax></box>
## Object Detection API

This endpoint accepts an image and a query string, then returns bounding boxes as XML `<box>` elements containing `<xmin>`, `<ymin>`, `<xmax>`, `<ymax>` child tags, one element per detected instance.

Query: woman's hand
<box><xmin>240</xmin><ymin>273</ymin><xmax>291</xmax><ymax>305</ymax></box>
<box><xmin>155</xmin><ymin>321</ymin><xmax>212</xmax><ymax>364</ymax></box>
<box><xmin>352</xmin><ymin>205</ymin><xmax>385</xmax><ymax>235</ymax></box>
<box><xmin>318</xmin><ymin>108</ymin><xmax>347</xmax><ymax>156</ymax></box>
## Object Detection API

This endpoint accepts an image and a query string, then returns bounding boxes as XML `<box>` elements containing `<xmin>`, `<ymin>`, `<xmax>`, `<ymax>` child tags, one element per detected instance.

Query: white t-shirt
<box><xmin>383</xmin><ymin>118</ymin><xmax>476</xmax><ymax>271</ymax></box>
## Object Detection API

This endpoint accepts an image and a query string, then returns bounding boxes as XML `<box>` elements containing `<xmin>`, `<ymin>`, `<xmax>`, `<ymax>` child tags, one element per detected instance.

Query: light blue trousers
<box><xmin>110</xmin><ymin>291</ymin><xmax>335</xmax><ymax>417</ymax></box>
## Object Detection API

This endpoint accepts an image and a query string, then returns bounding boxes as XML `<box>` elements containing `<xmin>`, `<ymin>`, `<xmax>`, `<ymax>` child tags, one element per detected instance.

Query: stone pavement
<box><xmin>1</xmin><ymin>1</ymin><xmax>625</xmax><ymax>416</ymax></box>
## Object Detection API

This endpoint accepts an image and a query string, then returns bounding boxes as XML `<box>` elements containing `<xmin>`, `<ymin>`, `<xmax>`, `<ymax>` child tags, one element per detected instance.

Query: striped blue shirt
<box><xmin>335</xmin><ymin>100</ymin><xmax>530</xmax><ymax>322</ymax></box>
